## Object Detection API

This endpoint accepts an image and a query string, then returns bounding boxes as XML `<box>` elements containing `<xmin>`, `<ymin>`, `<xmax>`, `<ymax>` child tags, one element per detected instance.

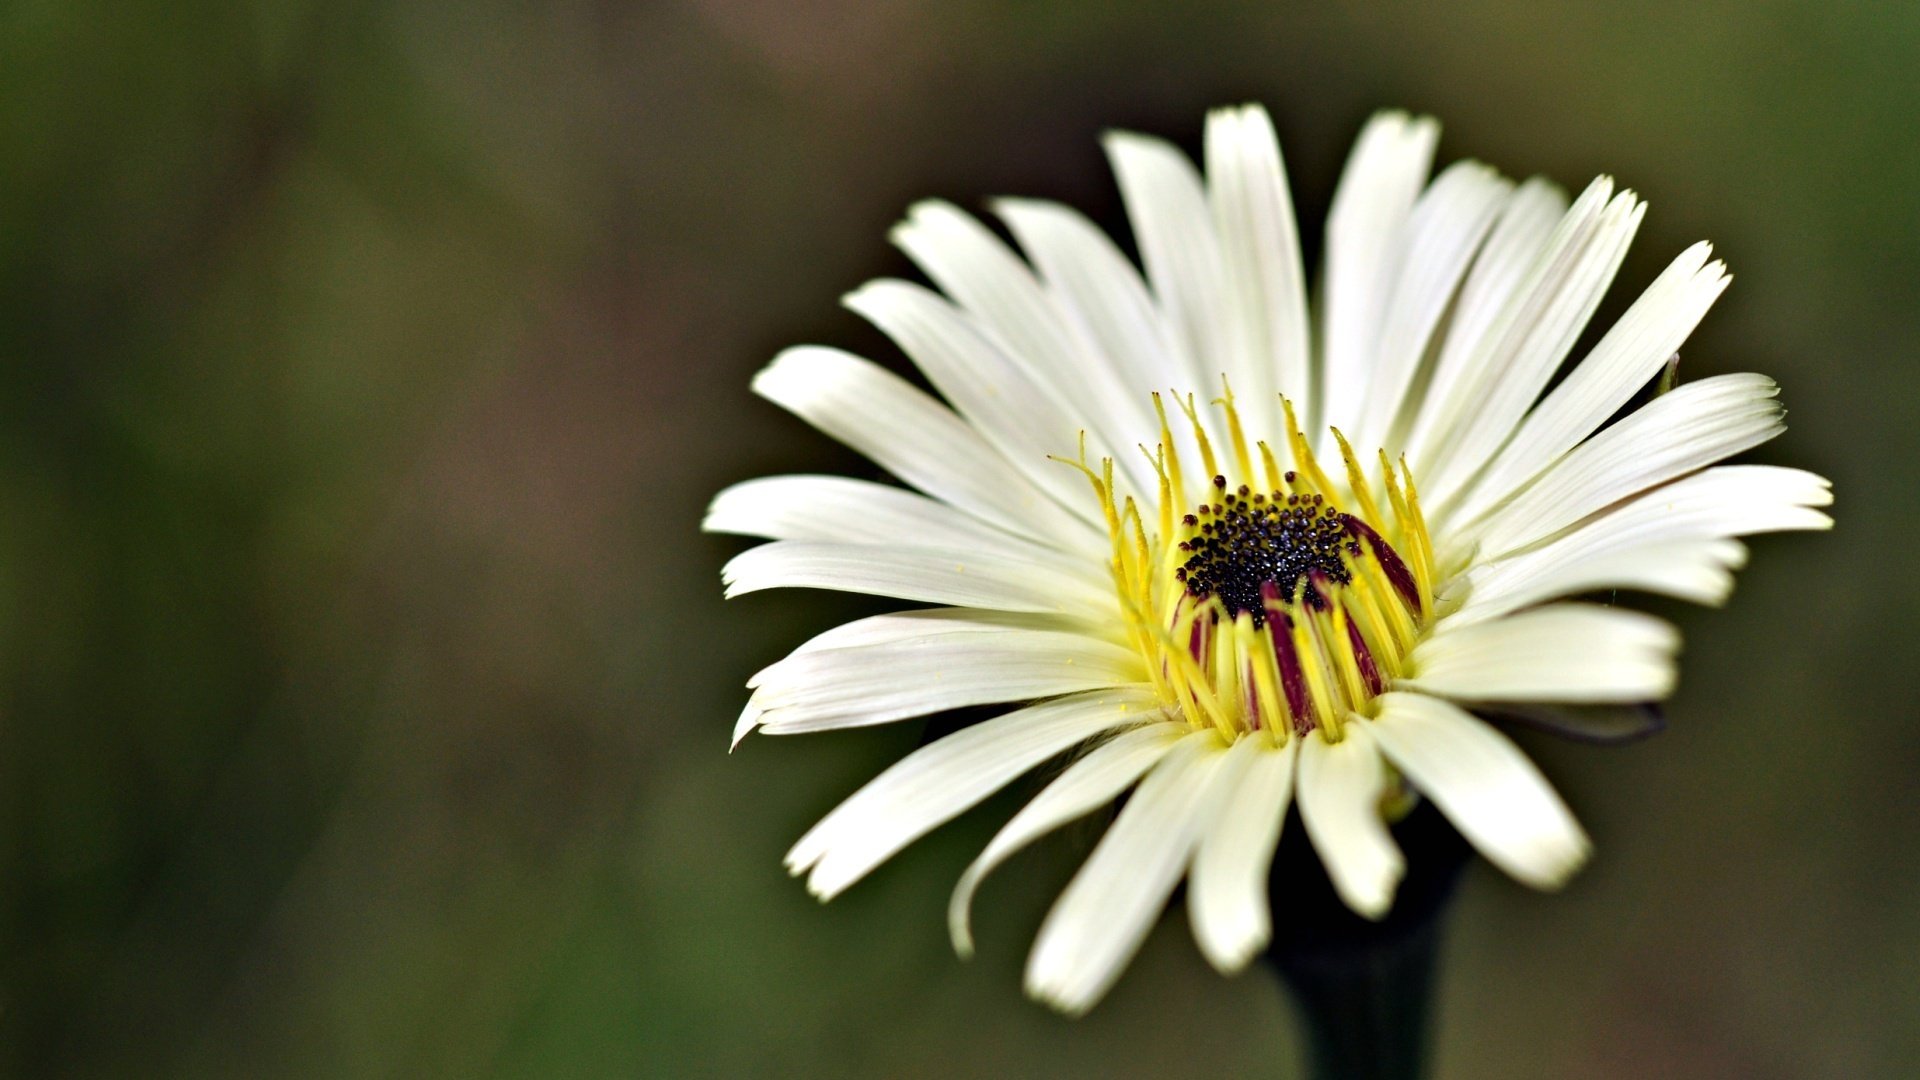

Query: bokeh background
<box><xmin>4</xmin><ymin>2</ymin><xmax>1915</xmax><ymax>1076</ymax></box>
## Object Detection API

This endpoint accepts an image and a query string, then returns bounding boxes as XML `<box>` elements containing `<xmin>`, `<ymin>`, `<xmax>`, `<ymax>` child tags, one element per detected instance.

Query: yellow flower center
<box><xmin>1065</xmin><ymin>387</ymin><xmax>1435</xmax><ymax>745</ymax></box>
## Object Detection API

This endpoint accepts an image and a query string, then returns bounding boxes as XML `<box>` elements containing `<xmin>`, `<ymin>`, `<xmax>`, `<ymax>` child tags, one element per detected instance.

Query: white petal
<box><xmin>1418</xmin><ymin>179</ymin><xmax>1646</xmax><ymax>509</ymax></box>
<box><xmin>1205</xmin><ymin>104</ymin><xmax>1311</xmax><ymax>433</ymax></box>
<box><xmin>1407</xmin><ymin>603</ymin><xmax>1678</xmax><ymax>703</ymax></box>
<box><xmin>993</xmin><ymin>197</ymin><xmax>1183</xmax><ymax>415</ymax></box>
<box><xmin>749</xmin><ymin>608</ymin><xmax>1096</xmax><ymax>681</ymax></box>
<box><xmin>1454</xmin><ymin>243</ymin><xmax>1730</xmax><ymax>520</ymax></box>
<box><xmin>1398</xmin><ymin>177</ymin><xmax>1567</xmax><ymax>450</ymax></box>
<box><xmin>1187</xmin><ymin>735</ymin><xmax>1299</xmax><ymax>972</ymax></box>
<box><xmin>844</xmin><ymin>277</ymin><xmax>1141</xmax><ymax>506</ymax></box>
<box><xmin>1465</xmin><ymin>373</ymin><xmax>1787</xmax><ymax>560</ymax></box>
<box><xmin>736</xmin><ymin>610</ymin><xmax>1103</xmax><ymax>743</ymax></box>
<box><xmin>705</xmin><ymin>474</ymin><xmax>1068</xmax><ymax>560</ymax></box>
<box><xmin>1025</xmin><ymin>730</ymin><xmax>1230</xmax><ymax>1015</ymax></box>
<box><xmin>1366</xmin><ymin>692</ymin><xmax>1590</xmax><ymax>888</ymax></box>
<box><xmin>1297</xmin><ymin>722</ymin><xmax>1404</xmax><ymax>919</ymax></box>
<box><xmin>1350</xmin><ymin>161</ymin><xmax>1514</xmax><ymax>455</ymax></box>
<box><xmin>787</xmin><ymin>687</ymin><xmax>1161</xmax><ymax>900</ymax></box>
<box><xmin>748</xmin><ymin>628</ymin><xmax>1146</xmax><ymax>737</ymax></box>
<box><xmin>721</xmin><ymin>540</ymin><xmax>1115</xmax><ymax>617</ymax></box>
<box><xmin>1444</xmin><ymin>464</ymin><xmax>1832</xmax><ymax>626</ymax></box>
<box><xmin>1102</xmin><ymin>130</ymin><xmax>1227</xmax><ymax>396</ymax></box>
<box><xmin>1319</xmin><ymin>111</ymin><xmax>1440</xmax><ymax>437</ymax></box>
<box><xmin>947</xmin><ymin>721</ymin><xmax>1186</xmax><ymax>957</ymax></box>
<box><xmin>885</xmin><ymin>204</ymin><xmax>1157</xmax><ymax>494</ymax></box>
<box><xmin>1446</xmin><ymin>536</ymin><xmax>1749</xmax><ymax>626</ymax></box>
<box><xmin>752</xmin><ymin>346</ymin><xmax>1097</xmax><ymax>548</ymax></box>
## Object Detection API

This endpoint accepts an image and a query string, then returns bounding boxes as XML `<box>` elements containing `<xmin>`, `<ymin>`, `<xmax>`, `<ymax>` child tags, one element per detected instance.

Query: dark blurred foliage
<box><xmin>1</xmin><ymin>2</ymin><xmax>1915</xmax><ymax>1076</ymax></box>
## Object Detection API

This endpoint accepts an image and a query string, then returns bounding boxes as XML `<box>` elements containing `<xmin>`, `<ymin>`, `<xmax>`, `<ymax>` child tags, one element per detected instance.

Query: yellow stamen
<box><xmin>1175</xmin><ymin>392</ymin><xmax>1221</xmax><ymax>481</ymax></box>
<box><xmin>1330</xmin><ymin>427</ymin><xmax>1386</xmax><ymax>530</ymax></box>
<box><xmin>1283</xmin><ymin>398</ymin><xmax>1338</xmax><ymax>496</ymax></box>
<box><xmin>1216</xmin><ymin>377</ymin><xmax>1256</xmax><ymax>483</ymax></box>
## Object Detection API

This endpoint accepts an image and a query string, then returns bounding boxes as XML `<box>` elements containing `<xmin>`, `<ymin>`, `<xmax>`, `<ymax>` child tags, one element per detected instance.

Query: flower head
<box><xmin>709</xmin><ymin>105</ymin><xmax>1832</xmax><ymax>1014</ymax></box>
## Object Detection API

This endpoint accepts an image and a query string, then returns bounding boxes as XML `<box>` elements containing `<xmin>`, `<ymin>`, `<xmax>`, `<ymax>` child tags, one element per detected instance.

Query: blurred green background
<box><xmin>3</xmin><ymin>1</ymin><xmax>1914</xmax><ymax>1076</ymax></box>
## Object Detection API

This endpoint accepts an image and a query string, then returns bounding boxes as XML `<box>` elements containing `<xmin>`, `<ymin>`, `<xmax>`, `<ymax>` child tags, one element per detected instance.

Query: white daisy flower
<box><xmin>708</xmin><ymin>104</ymin><xmax>1833</xmax><ymax>1015</ymax></box>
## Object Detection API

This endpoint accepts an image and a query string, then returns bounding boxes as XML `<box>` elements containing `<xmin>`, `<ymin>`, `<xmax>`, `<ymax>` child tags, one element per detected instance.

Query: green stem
<box><xmin>1265</xmin><ymin>799</ymin><xmax>1469</xmax><ymax>1080</ymax></box>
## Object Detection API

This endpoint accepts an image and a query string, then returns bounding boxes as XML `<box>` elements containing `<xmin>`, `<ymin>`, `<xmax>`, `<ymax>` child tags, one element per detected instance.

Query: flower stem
<box><xmin>1265</xmin><ymin>799</ymin><xmax>1470</xmax><ymax>1080</ymax></box>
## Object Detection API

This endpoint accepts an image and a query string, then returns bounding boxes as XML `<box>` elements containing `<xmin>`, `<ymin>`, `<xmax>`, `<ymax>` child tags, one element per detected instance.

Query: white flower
<box><xmin>707</xmin><ymin>105</ymin><xmax>1833</xmax><ymax>1015</ymax></box>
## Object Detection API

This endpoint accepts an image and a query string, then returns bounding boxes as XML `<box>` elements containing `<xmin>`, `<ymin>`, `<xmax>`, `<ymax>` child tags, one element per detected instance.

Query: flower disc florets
<box><xmin>1077</xmin><ymin>391</ymin><xmax>1433</xmax><ymax>743</ymax></box>
<box><xmin>1176</xmin><ymin>476</ymin><xmax>1355</xmax><ymax>623</ymax></box>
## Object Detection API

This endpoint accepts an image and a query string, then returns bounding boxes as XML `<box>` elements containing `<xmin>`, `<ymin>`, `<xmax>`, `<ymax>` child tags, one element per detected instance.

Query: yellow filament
<box><xmin>1341</xmin><ymin>558</ymin><xmax>1409</xmax><ymax>675</ymax></box>
<box><xmin>1257</xmin><ymin>440</ymin><xmax>1284</xmax><ymax>493</ymax></box>
<box><xmin>1216</xmin><ymin>378</ymin><xmax>1256</xmax><ymax>483</ymax></box>
<box><xmin>1327</xmin><ymin>603</ymin><xmax>1371</xmax><ymax>709</ymax></box>
<box><xmin>1291</xmin><ymin>617</ymin><xmax>1344</xmax><ymax>742</ymax></box>
<box><xmin>1397</xmin><ymin>457</ymin><xmax>1437</xmax><ymax>614</ymax></box>
<box><xmin>1175</xmin><ymin>393</ymin><xmax>1221</xmax><ymax>481</ymax></box>
<box><xmin>1330</xmin><ymin>427</ymin><xmax>1386</xmax><ymax>530</ymax></box>
<box><xmin>1152</xmin><ymin>393</ymin><xmax>1189</xmax><ymax>515</ymax></box>
<box><xmin>1283</xmin><ymin>398</ymin><xmax>1338</xmax><ymax>496</ymax></box>
<box><xmin>1238</xmin><ymin>614</ymin><xmax>1289</xmax><ymax>746</ymax></box>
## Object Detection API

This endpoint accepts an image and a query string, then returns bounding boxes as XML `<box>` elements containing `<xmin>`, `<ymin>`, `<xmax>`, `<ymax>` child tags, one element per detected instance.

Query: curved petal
<box><xmin>705</xmin><ymin>474</ymin><xmax>1072</xmax><ymax>559</ymax></box>
<box><xmin>1464</xmin><ymin>373</ymin><xmax>1787</xmax><ymax>561</ymax></box>
<box><xmin>746</xmin><ymin>628</ymin><xmax>1146</xmax><ymax>737</ymax></box>
<box><xmin>1187</xmin><ymin>734</ymin><xmax>1300</xmax><ymax>972</ymax></box>
<box><xmin>1297</xmin><ymin>722</ymin><xmax>1403</xmax><ymax>919</ymax></box>
<box><xmin>1448</xmin><ymin>464</ymin><xmax>1832</xmax><ymax>625</ymax></box>
<box><xmin>1446</xmin><ymin>537</ymin><xmax>1748</xmax><ymax>626</ymax></box>
<box><xmin>721</xmin><ymin>540</ymin><xmax>1115</xmax><ymax>617</ymax></box>
<box><xmin>1367</xmin><ymin>692</ymin><xmax>1589</xmax><ymax>888</ymax></box>
<box><xmin>993</xmin><ymin>197</ymin><xmax>1182</xmax><ymax>416</ymax></box>
<box><xmin>1453</xmin><ymin>243</ymin><xmax>1730</xmax><ymax>521</ymax></box>
<box><xmin>948</xmin><ymin>721</ymin><xmax>1186</xmax><ymax>957</ymax></box>
<box><xmin>1205</xmin><ymin>104</ymin><xmax>1311</xmax><ymax>435</ymax></box>
<box><xmin>1393</xmin><ymin>176</ymin><xmax>1565</xmax><ymax>454</ymax></box>
<box><xmin>1025</xmin><ymin>730</ymin><xmax>1231</xmax><ymax>1015</ymax></box>
<box><xmin>1407</xmin><ymin>603</ymin><xmax>1678</xmax><ymax>703</ymax></box>
<box><xmin>752</xmin><ymin>346</ymin><xmax>1098</xmax><ymax>547</ymax></box>
<box><xmin>1319</xmin><ymin>111</ymin><xmax>1440</xmax><ymax>437</ymax></box>
<box><xmin>1102</xmin><ymin>129</ymin><xmax>1226</xmax><ymax>397</ymax></box>
<box><xmin>787</xmin><ymin>687</ymin><xmax>1160</xmax><ymax>900</ymax></box>
<box><xmin>844</xmin><ymin>277</ymin><xmax>1144</xmax><ymax>505</ymax></box>
<box><xmin>1350</xmin><ymin>160</ymin><xmax>1513</xmax><ymax>455</ymax></box>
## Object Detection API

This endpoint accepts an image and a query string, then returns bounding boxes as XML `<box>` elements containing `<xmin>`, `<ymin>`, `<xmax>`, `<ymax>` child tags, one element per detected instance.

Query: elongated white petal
<box><xmin>721</xmin><ymin>540</ymin><xmax>1115</xmax><ymax>617</ymax></box>
<box><xmin>845</xmin><ymin>277</ymin><xmax>1141</xmax><ymax>505</ymax></box>
<box><xmin>1025</xmin><ymin>730</ymin><xmax>1230</xmax><ymax>1015</ymax></box>
<box><xmin>1320</xmin><ymin>111</ymin><xmax>1440</xmax><ymax>436</ymax></box>
<box><xmin>1407</xmin><ymin>604</ymin><xmax>1678</xmax><ymax>702</ymax></box>
<box><xmin>749</xmin><ymin>609</ymin><xmax>1099</xmax><ymax>682</ymax></box>
<box><xmin>1444</xmin><ymin>465</ymin><xmax>1832</xmax><ymax>626</ymax></box>
<box><xmin>994</xmin><ymin>198</ymin><xmax>1182</xmax><ymax>417</ymax></box>
<box><xmin>1467</xmin><ymin>373</ymin><xmax>1787</xmax><ymax>560</ymax></box>
<box><xmin>1297</xmin><ymin>723</ymin><xmax>1403</xmax><ymax>918</ymax></box>
<box><xmin>1187</xmin><ymin>735</ymin><xmax>1299</xmax><ymax>972</ymax></box>
<box><xmin>886</xmin><ymin>204</ymin><xmax>1157</xmax><ymax>496</ymax></box>
<box><xmin>1206</xmin><ymin>104</ymin><xmax>1311</xmax><ymax>431</ymax></box>
<box><xmin>735</xmin><ymin>609</ymin><xmax>1099</xmax><ymax>744</ymax></box>
<box><xmin>705</xmin><ymin>474</ymin><xmax>1066</xmax><ymax>561</ymax></box>
<box><xmin>948</xmin><ymin>721</ymin><xmax>1186</xmax><ymax>957</ymax></box>
<box><xmin>1447</xmin><ymin>537</ymin><xmax>1748</xmax><ymax>626</ymax></box>
<box><xmin>749</xmin><ymin>629</ymin><xmax>1146</xmax><ymax>736</ymax></box>
<box><xmin>1350</xmin><ymin>161</ymin><xmax>1513</xmax><ymax>454</ymax></box>
<box><xmin>1397</xmin><ymin>177</ymin><xmax>1566</xmax><ymax>453</ymax></box>
<box><xmin>1367</xmin><ymin>693</ymin><xmax>1589</xmax><ymax>888</ymax></box>
<box><xmin>788</xmin><ymin>687</ymin><xmax>1161</xmax><ymax>900</ymax></box>
<box><xmin>1455</xmin><ymin>243</ymin><xmax>1730</xmax><ymax>520</ymax></box>
<box><xmin>1419</xmin><ymin>179</ymin><xmax>1647</xmax><ymax>508</ymax></box>
<box><xmin>1103</xmin><ymin>130</ymin><xmax>1226</xmax><ymax>397</ymax></box>
<box><xmin>752</xmin><ymin>347</ymin><xmax>1097</xmax><ymax>547</ymax></box>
